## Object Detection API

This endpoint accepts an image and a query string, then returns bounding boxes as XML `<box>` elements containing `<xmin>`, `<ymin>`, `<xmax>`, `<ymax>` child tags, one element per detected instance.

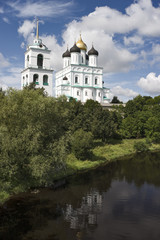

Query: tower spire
<box><xmin>36</xmin><ymin>18</ymin><xmax>39</xmax><ymax>39</ymax></box>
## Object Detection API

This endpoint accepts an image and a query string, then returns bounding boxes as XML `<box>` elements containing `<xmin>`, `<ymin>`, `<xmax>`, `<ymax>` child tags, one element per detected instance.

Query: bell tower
<box><xmin>21</xmin><ymin>19</ymin><xmax>53</xmax><ymax>96</ymax></box>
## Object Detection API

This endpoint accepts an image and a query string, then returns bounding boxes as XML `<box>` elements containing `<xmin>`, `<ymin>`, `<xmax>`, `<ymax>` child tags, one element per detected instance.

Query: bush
<box><xmin>71</xmin><ymin>129</ymin><xmax>93</xmax><ymax>160</ymax></box>
<box><xmin>152</xmin><ymin>132</ymin><xmax>160</xmax><ymax>143</ymax></box>
<box><xmin>134</xmin><ymin>141</ymin><xmax>149</xmax><ymax>152</ymax></box>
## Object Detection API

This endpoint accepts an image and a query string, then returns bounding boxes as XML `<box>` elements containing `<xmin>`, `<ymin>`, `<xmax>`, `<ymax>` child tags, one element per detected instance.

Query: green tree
<box><xmin>111</xmin><ymin>96</ymin><xmax>122</xmax><ymax>104</ymax></box>
<box><xmin>71</xmin><ymin>129</ymin><xmax>93</xmax><ymax>160</ymax></box>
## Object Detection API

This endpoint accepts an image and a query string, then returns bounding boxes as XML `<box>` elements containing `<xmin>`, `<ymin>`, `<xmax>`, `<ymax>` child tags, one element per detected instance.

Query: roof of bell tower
<box><xmin>28</xmin><ymin>18</ymin><xmax>48</xmax><ymax>50</ymax></box>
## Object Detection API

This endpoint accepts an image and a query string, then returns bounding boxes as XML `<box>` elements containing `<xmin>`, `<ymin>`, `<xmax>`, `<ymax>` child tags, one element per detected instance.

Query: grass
<box><xmin>65</xmin><ymin>139</ymin><xmax>160</xmax><ymax>174</ymax></box>
<box><xmin>1</xmin><ymin>138</ymin><xmax>160</xmax><ymax>205</ymax></box>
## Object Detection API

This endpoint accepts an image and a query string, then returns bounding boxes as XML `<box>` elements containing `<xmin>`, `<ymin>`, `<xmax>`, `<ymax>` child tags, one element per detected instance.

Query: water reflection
<box><xmin>65</xmin><ymin>191</ymin><xmax>102</xmax><ymax>229</ymax></box>
<box><xmin>1</xmin><ymin>152</ymin><xmax>160</xmax><ymax>240</ymax></box>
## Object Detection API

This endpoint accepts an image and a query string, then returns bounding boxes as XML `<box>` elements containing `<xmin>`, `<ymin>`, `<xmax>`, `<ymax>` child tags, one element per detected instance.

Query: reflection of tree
<box><xmin>115</xmin><ymin>152</ymin><xmax>160</xmax><ymax>187</ymax></box>
<box><xmin>1</xmin><ymin>152</ymin><xmax>160</xmax><ymax>239</ymax></box>
<box><xmin>64</xmin><ymin>191</ymin><xmax>102</xmax><ymax>229</ymax></box>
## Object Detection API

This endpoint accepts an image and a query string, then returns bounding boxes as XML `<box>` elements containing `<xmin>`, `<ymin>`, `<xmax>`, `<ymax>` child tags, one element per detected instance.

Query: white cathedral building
<box><xmin>55</xmin><ymin>35</ymin><xmax>110</xmax><ymax>103</ymax></box>
<box><xmin>21</xmin><ymin>21</ymin><xmax>110</xmax><ymax>103</ymax></box>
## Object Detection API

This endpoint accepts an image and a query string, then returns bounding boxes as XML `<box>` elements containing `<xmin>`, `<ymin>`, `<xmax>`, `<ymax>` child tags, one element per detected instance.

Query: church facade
<box><xmin>55</xmin><ymin>35</ymin><xmax>110</xmax><ymax>103</ymax></box>
<box><xmin>21</xmin><ymin>22</ymin><xmax>110</xmax><ymax>103</ymax></box>
<box><xmin>21</xmin><ymin>20</ymin><xmax>53</xmax><ymax>96</ymax></box>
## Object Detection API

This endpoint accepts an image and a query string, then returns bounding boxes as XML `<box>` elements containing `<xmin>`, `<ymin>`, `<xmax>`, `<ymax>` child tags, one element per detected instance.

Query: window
<box><xmin>77</xmin><ymin>90</ymin><xmax>80</xmax><ymax>96</ymax></box>
<box><xmin>85</xmin><ymin>91</ymin><xmax>88</xmax><ymax>96</ymax></box>
<box><xmin>92</xmin><ymin>91</ymin><xmax>93</xmax><ymax>96</ymax></box>
<box><xmin>43</xmin><ymin>75</ymin><xmax>48</xmax><ymax>85</ymax></box>
<box><xmin>37</xmin><ymin>54</ymin><xmax>43</xmax><ymax>68</ymax></box>
<box><xmin>33</xmin><ymin>74</ymin><xmax>39</xmax><ymax>84</ymax></box>
<box><xmin>85</xmin><ymin>77</ymin><xmax>88</xmax><ymax>84</ymax></box>
<box><xmin>75</xmin><ymin>76</ymin><xmax>78</xmax><ymax>83</ymax></box>
<box><xmin>27</xmin><ymin>55</ymin><xmax>29</xmax><ymax>61</ymax></box>
<box><xmin>95</xmin><ymin>78</ymin><xmax>98</xmax><ymax>85</ymax></box>
<box><xmin>98</xmin><ymin>92</ymin><xmax>101</xmax><ymax>97</ymax></box>
<box><xmin>26</xmin><ymin>74</ymin><xmax>28</xmax><ymax>78</ymax></box>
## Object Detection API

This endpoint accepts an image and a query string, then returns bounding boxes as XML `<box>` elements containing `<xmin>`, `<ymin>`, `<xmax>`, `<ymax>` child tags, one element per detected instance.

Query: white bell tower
<box><xmin>21</xmin><ymin>19</ymin><xmax>53</xmax><ymax>96</ymax></box>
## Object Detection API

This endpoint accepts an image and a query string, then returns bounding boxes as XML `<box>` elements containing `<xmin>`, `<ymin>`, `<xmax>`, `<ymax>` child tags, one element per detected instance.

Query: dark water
<box><xmin>1</xmin><ymin>152</ymin><xmax>160</xmax><ymax>240</ymax></box>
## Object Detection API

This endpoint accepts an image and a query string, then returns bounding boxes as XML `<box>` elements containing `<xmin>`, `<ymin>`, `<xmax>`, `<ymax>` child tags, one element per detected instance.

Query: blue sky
<box><xmin>1</xmin><ymin>0</ymin><xmax>160</xmax><ymax>101</ymax></box>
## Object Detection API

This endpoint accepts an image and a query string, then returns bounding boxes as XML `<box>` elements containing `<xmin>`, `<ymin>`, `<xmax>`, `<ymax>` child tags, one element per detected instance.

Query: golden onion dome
<box><xmin>76</xmin><ymin>34</ymin><xmax>87</xmax><ymax>51</ymax></box>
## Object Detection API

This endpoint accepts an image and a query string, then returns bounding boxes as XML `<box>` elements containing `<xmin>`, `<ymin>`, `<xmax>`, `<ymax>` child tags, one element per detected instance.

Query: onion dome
<box><xmin>70</xmin><ymin>43</ymin><xmax>81</xmax><ymax>53</ymax></box>
<box><xmin>88</xmin><ymin>46</ymin><xmax>99</xmax><ymax>56</ymax></box>
<box><xmin>62</xmin><ymin>48</ymin><xmax>71</xmax><ymax>58</ymax></box>
<box><xmin>76</xmin><ymin>34</ymin><xmax>87</xmax><ymax>51</ymax></box>
<box><xmin>86</xmin><ymin>54</ymin><xmax>89</xmax><ymax>60</ymax></box>
<box><xmin>63</xmin><ymin>76</ymin><xmax>68</xmax><ymax>80</ymax></box>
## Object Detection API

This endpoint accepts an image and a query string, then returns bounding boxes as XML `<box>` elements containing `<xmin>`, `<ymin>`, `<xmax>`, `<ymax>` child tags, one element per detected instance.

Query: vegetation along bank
<box><xmin>1</xmin><ymin>84</ymin><xmax>160</xmax><ymax>204</ymax></box>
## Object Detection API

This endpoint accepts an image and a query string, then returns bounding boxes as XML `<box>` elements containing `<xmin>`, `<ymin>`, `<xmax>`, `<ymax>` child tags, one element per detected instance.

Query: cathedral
<box><xmin>21</xmin><ymin>21</ymin><xmax>110</xmax><ymax>103</ymax></box>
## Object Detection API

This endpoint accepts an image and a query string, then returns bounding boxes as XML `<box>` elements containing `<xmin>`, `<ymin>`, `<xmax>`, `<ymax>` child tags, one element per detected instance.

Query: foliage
<box><xmin>134</xmin><ymin>141</ymin><xmax>150</xmax><ymax>152</ymax></box>
<box><xmin>1</xmin><ymin>86</ymin><xmax>160</xmax><ymax>201</ymax></box>
<box><xmin>111</xmin><ymin>96</ymin><xmax>122</xmax><ymax>104</ymax></box>
<box><xmin>71</xmin><ymin>129</ymin><xmax>93</xmax><ymax>160</ymax></box>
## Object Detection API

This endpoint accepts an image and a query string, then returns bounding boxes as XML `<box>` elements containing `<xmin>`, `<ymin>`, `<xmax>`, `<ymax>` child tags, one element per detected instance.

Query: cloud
<box><xmin>0</xmin><ymin>53</ymin><xmax>10</xmax><ymax>68</ymax></box>
<box><xmin>111</xmin><ymin>86</ymin><xmax>138</xmax><ymax>98</ymax></box>
<box><xmin>39</xmin><ymin>8</ymin><xmax>138</xmax><ymax>73</ymax></box>
<box><xmin>138</xmin><ymin>72</ymin><xmax>160</xmax><ymax>94</ymax></box>
<box><xmin>0</xmin><ymin>7</ymin><xmax>4</xmax><ymax>14</ymax></box>
<box><xmin>8</xmin><ymin>0</ymin><xmax>73</xmax><ymax>18</ymax></box>
<box><xmin>125</xmin><ymin>0</ymin><xmax>160</xmax><ymax>37</ymax></box>
<box><xmin>0</xmin><ymin>67</ymin><xmax>22</xmax><ymax>89</ymax></box>
<box><xmin>18</xmin><ymin>0</ymin><xmax>160</xmax><ymax>74</ymax></box>
<box><xmin>3</xmin><ymin>17</ymin><xmax>10</xmax><ymax>24</ymax></box>
<box><xmin>16</xmin><ymin>0</ymin><xmax>160</xmax><ymax>100</ymax></box>
<box><xmin>109</xmin><ymin>85</ymin><xmax>138</xmax><ymax>102</ymax></box>
<box><xmin>18</xmin><ymin>19</ymin><xmax>36</xmax><ymax>41</ymax></box>
<box><xmin>124</xmin><ymin>35</ymin><xmax>144</xmax><ymax>46</ymax></box>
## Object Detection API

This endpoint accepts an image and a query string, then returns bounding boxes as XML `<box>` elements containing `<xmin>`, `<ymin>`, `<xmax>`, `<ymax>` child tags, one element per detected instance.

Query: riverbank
<box><xmin>65</xmin><ymin>139</ymin><xmax>160</xmax><ymax>175</ymax></box>
<box><xmin>1</xmin><ymin>139</ymin><xmax>160</xmax><ymax>204</ymax></box>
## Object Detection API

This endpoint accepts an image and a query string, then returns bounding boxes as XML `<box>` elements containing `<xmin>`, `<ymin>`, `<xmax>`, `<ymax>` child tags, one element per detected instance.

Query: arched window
<box><xmin>77</xmin><ymin>90</ymin><xmax>80</xmax><ymax>96</ymax></box>
<box><xmin>75</xmin><ymin>76</ymin><xmax>78</xmax><ymax>84</ymax></box>
<box><xmin>43</xmin><ymin>75</ymin><xmax>48</xmax><ymax>85</ymax></box>
<box><xmin>95</xmin><ymin>78</ymin><xmax>98</xmax><ymax>85</ymax></box>
<box><xmin>33</xmin><ymin>74</ymin><xmax>39</xmax><ymax>84</ymax></box>
<box><xmin>85</xmin><ymin>77</ymin><xmax>88</xmax><ymax>84</ymax></box>
<box><xmin>98</xmin><ymin>92</ymin><xmax>101</xmax><ymax>97</ymax></box>
<box><xmin>37</xmin><ymin>54</ymin><xmax>43</xmax><ymax>68</ymax></box>
<box><xmin>27</xmin><ymin>55</ymin><xmax>29</xmax><ymax>61</ymax></box>
<box><xmin>85</xmin><ymin>91</ymin><xmax>88</xmax><ymax>96</ymax></box>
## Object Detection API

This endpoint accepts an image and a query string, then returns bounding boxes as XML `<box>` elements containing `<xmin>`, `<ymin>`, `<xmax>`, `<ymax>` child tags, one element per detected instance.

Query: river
<box><xmin>1</xmin><ymin>152</ymin><xmax>160</xmax><ymax>240</ymax></box>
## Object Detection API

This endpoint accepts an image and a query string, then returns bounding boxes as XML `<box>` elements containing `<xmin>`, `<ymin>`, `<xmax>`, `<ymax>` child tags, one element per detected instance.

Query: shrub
<box><xmin>152</xmin><ymin>132</ymin><xmax>160</xmax><ymax>143</ymax></box>
<box><xmin>71</xmin><ymin>129</ymin><xmax>93</xmax><ymax>160</ymax></box>
<box><xmin>134</xmin><ymin>141</ymin><xmax>149</xmax><ymax>152</ymax></box>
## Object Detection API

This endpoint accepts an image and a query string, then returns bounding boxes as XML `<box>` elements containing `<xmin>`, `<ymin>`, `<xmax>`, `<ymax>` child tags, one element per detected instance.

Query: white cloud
<box><xmin>124</xmin><ymin>35</ymin><xmax>144</xmax><ymax>46</ymax></box>
<box><xmin>108</xmin><ymin>86</ymin><xmax>138</xmax><ymax>102</ymax></box>
<box><xmin>17</xmin><ymin>0</ymin><xmax>160</xmax><ymax>74</ymax></box>
<box><xmin>0</xmin><ymin>53</ymin><xmax>10</xmax><ymax>68</ymax></box>
<box><xmin>111</xmin><ymin>86</ymin><xmax>138</xmax><ymax>98</ymax></box>
<box><xmin>138</xmin><ymin>72</ymin><xmax>160</xmax><ymax>94</ymax></box>
<box><xmin>3</xmin><ymin>17</ymin><xmax>10</xmax><ymax>24</ymax></box>
<box><xmin>152</xmin><ymin>44</ymin><xmax>160</xmax><ymax>55</ymax></box>
<box><xmin>0</xmin><ymin>7</ymin><xmax>4</xmax><ymax>14</ymax></box>
<box><xmin>8</xmin><ymin>0</ymin><xmax>73</xmax><ymax>18</ymax></box>
<box><xmin>0</xmin><ymin>67</ymin><xmax>22</xmax><ymax>89</ymax></box>
<box><xmin>18</xmin><ymin>20</ymin><xmax>36</xmax><ymax>42</ymax></box>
